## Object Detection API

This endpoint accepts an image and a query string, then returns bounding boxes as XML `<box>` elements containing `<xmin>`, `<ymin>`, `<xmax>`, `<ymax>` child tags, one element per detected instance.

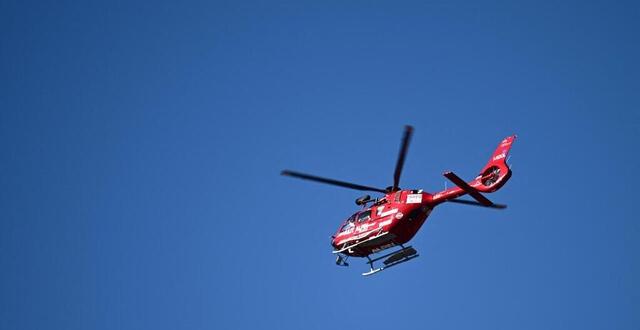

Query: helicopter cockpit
<box><xmin>339</xmin><ymin>209</ymin><xmax>375</xmax><ymax>233</ymax></box>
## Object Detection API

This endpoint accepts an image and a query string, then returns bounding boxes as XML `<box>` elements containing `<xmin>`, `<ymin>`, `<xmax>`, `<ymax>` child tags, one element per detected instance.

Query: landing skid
<box><xmin>362</xmin><ymin>245</ymin><xmax>419</xmax><ymax>276</ymax></box>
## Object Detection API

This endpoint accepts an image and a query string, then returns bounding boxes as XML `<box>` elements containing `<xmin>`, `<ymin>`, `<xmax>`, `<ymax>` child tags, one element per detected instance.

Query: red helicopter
<box><xmin>282</xmin><ymin>126</ymin><xmax>516</xmax><ymax>276</ymax></box>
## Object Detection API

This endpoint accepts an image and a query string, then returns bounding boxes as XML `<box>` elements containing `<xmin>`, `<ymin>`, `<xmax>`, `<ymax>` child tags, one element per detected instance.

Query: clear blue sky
<box><xmin>1</xmin><ymin>1</ymin><xmax>638</xmax><ymax>329</ymax></box>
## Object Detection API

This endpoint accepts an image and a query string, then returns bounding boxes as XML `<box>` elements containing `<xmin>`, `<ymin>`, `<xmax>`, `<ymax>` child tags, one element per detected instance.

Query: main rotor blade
<box><xmin>392</xmin><ymin>125</ymin><xmax>414</xmax><ymax>191</ymax></box>
<box><xmin>281</xmin><ymin>170</ymin><xmax>387</xmax><ymax>193</ymax></box>
<box><xmin>446</xmin><ymin>199</ymin><xmax>507</xmax><ymax>209</ymax></box>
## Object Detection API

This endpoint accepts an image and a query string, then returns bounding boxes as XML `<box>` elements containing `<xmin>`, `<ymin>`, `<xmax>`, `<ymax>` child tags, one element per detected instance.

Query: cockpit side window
<box><xmin>357</xmin><ymin>210</ymin><xmax>371</xmax><ymax>222</ymax></box>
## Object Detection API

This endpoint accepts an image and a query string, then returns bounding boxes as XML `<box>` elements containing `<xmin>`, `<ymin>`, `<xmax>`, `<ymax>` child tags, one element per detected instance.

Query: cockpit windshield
<box><xmin>339</xmin><ymin>213</ymin><xmax>358</xmax><ymax>232</ymax></box>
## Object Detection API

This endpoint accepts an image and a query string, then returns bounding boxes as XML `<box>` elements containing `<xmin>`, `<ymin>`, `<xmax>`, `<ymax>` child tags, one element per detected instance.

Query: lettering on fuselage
<box><xmin>406</xmin><ymin>194</ymin><xmax>422</xmax><ymax>204</ymax></box>
<box><xmin>493</xmin><ymin>153</ymin><xmax>506</xmax><ymax>161</ymax></box>
<box><xmin>371</xmin><ymin>242</ymin><xmax>396</xmax><ymax>254</ymax></box>
<box><xmin>355</xmin><ymin>222</ymin><xmax>374</xmax><ymax>233</ymax></box>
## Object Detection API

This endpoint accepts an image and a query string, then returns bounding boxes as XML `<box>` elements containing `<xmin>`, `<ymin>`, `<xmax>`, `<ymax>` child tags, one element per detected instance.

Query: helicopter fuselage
<box><xmin>331</xmin><ymin>190</ymin><xmax>434</xmax><ymax>257</ymax></box>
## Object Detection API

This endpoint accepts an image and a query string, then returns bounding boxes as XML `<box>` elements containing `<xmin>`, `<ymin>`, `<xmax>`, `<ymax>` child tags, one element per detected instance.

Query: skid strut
<box><xmin>362</xmin><ymin>245</ymin><xmax>419</xmax><ymax>276</ymax></box>
<box><xmin>335</xmin><ymin>254</ymin><xmax>349</xmax><ymax>267</ymax></box>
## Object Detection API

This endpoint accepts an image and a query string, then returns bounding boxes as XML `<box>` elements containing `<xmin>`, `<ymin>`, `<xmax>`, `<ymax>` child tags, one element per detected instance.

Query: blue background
<box><xmin>1</xmin><ymin>1</ymin><xmax>638</xmax><ymax>329</ymax></box>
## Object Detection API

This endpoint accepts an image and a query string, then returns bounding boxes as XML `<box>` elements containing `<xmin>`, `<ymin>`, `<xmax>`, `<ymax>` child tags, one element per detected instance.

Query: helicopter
<box><xmin>281</xmin><ymin>126</ymin><xmax>516</xmax><ymax>276</ymax></box>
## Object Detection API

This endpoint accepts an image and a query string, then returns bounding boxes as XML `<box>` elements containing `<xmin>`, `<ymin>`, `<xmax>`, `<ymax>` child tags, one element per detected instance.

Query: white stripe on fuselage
<box><xmin>377</xmin><ymin>208</ymin><xmax>398</xmax><ymax>217</ymax></box>
<box><xmin>378</xmin><ymin>219</ymin><xmax>393</xmax><ymax>227</ymax></box>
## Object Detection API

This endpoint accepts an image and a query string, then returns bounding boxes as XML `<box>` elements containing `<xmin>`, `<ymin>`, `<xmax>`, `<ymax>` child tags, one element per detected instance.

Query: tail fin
<box><xmin>474</xmin><ymin>135</ymin><xmax>517</xmax><ymax>193</ymax></box>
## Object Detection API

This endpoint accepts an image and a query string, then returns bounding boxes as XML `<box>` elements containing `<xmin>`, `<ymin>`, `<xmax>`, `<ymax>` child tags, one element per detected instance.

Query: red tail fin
<box><xmin>474</xmin><ymin>135</ymin><xmax>516</xmax><ymax>193</ymax></box>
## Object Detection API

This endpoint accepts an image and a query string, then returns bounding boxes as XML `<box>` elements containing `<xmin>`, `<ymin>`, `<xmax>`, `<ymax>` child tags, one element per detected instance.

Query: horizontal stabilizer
<box><xmin>443</xmin><ymin>171</ymin><xmax>494</xmax><ymax>207</ymax></box>
<box><xmin>446</xmin><ymin>199</ymin><xmax>507</xmax><ymax>209</ymax></box>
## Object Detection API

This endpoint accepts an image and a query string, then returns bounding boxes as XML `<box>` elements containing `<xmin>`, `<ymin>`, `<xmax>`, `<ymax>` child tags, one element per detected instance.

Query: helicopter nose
<box><xmin>330</xmin><ymin>236</ymin><xmax>338</xmax><ymax>247</ymax></box>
